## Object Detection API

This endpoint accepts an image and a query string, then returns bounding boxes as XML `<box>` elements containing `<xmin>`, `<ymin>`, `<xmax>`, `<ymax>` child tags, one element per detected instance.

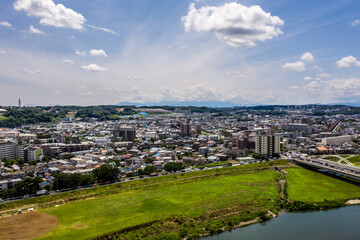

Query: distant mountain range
<box><xmin>116</xmin><ymin>101</ymin><xmax>266</xmax><ymax>108</ymax></box>
<box><xmin>117</xmin><ymin>101</ymin><xmax>360</xmax><ymax>108</ymax></box>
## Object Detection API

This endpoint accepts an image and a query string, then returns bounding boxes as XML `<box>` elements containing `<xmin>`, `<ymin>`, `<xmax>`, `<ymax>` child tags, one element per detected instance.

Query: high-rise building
<box><xmin>18</xmin><ymin>98</ymin><xmax>21</xmax><ymax>108</ymax></box>
<box><xmin>0</xmin><ymin>140</ymin><xmax>16</xmax><ymax>160</ymax></box>
<box><xmin>255</xmin><ymin>134</ymin><xmax>280</xmax><ymax>158</ymax></box>
<box><xmin>113</xmin><ymin>125</ymin><xmax>136</xmax><ymax>141</ymax></box>
<box><xmin>180</xmin><ymin>119</ymin><xmax>191</xmax><ymax>137</ymax></box>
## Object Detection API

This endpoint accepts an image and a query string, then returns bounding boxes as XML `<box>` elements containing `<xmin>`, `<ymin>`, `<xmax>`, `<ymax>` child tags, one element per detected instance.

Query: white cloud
<box><xmin>281</xmin><ymin>61</ymin><xmax>305</xmax><ymax>72</ymax></box>
<box><xmin>304</xmin><ymin>76</ymin><xmax>312</xmax><ymax>81</ymax></box>
<box><xmin>75</xmin><ymin>50</ymin><xmax>86</xmax><ymax>56</ymax></box>
<box><xmin>87</xmin><ymin>24</ymin><xmax>119</xmax><ymax>36</ymax></box>
<box><xmin>316</xmin><ymin>73</ymin><xmax>330</xmax><ymax>78</ymax></box>
<box><xmin>336</xmin><ymin>56</ymin><xmax>360</xmax><ymax>68</ymax></box>
<box><xmin>24</xmin><ymin>68</ymin><xmax>42</xmax><ymax>74</ymax></box>
<box><xmin>182</xmin><ymin>2</ymin><xmax>284</xmax><ymax>47</ymax></box>
<box><xmin>0</xmin><ymin>50</ymin><xmax>7</xmax><ymax>55</ymax></box>
<box><xmin>225</xmin><ymin>71</ymin><xmax>243</xmax><ymax>79</ymax></box>
<box><xmin>89</xmin><ymin>49</ymin><xmax>108</xmax><ymax>57</ymax></box>
<box><xmin>300</xmin><ymin>52</ymin><xmax>315</xmax><ymax>63</ymax></box>
<box><xmin>62</xmin><ymin>59</ymin><xmax>74</xmax><ymax>64</ymax></box>
<box><xmin>352</xmin><ymin>19</ymin><xmax>360</xmax><ymax>27</ymax></box>
<box><xmin>313</xmin><ymin>65</ymin><xmax>322</xmax><ymax>71</ymax></box>
<box><xmin>326</xmin><ymin>78</ymin><xmax>360</xmax><ymax>95</ymax></box>
<box><xmin>289</xmin><ymin>86</ymin><xmax>298</xmax><ymax>89</ymax></box>
<box><xmin>81</xmin><ymin>64</ymin><xmax>106</xmax><ymax>72</ymax></box>
<box><xmin>29</xmin><ymin>25</ymin><xmax>45</xmax><ymax>35</ymax></box>
<box><xmin>0</xmin><ymin>21</ymin><xmax>12</xmax><ymax>27</ymax></box>
<box><xmin>13</xmin><ymin>0</ymin><xmax>86</xmax><ymax>30</ymax></box>
<box><xmin>305</xmin><ymin>81</ymin><xmax>320</xmax><ymax>95</ymax></box>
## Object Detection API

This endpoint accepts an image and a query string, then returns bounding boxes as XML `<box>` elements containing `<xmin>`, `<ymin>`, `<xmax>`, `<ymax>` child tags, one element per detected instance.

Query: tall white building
<box><xmin>255</xmin><ymin>134</ymin><xmax>280</xmax><ymax>158</ymax></box>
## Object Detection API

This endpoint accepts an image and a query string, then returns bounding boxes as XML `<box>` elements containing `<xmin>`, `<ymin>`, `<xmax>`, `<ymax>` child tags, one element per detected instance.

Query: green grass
<box><xmin>347</xmin><ymin>155</ymin><xmax>360</xmax><ymax>165</ymax></box>
<box><xmin>39</xmin><ymin>167</ymin><xmax>281</xmax><ymax>239</ymax></box>
<box><xmin>286</xmin><ymin>167</ymin><xmax>360</xmax><ymax>202</ymax></box>
<box><xmin>340</xmin><ymin>155</ymin><xmax>350</xmax><ymax>158</ymax></box>
<box><xmin>0</xmin><ymin>115</ymin><xmax>8</xmax><ymax>120</ymax></box>
<box><xmin>323</xmin><ymin>156</ymin><xmax>340</xmax><ymax>162</ymax></box>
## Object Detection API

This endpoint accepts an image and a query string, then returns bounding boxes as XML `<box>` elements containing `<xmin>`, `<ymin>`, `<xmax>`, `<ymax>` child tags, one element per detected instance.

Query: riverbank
<box><xmin>2</xmin><ymin>160</ymin><xmax>360</xmax><ymax>240</ymax></box>
<box><xmin>203</xmin><ymin>205</ymin><xmax>360</xmax><ymax>240</ymax></box>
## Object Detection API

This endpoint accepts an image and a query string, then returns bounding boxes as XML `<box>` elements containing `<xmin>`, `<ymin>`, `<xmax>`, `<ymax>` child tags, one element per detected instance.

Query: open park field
<box><xmin>39</xmin><ymin>165</ymin><xmax>281</xmax><ymax>239</ymax></box>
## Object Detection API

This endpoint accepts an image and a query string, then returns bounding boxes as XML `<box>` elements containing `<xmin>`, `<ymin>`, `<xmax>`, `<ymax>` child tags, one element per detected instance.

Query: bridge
<box><xmin>292</xmin><ymin>157</ymin><xmax>360</xmax><ymax>181</ymax></box>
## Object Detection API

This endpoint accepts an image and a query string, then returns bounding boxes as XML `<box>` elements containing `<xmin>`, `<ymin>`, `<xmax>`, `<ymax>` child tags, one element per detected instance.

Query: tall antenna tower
<box><xmin>18</xmin><ymin>98</ymin><xmax>21</xmax><ymax>108</ymax></box>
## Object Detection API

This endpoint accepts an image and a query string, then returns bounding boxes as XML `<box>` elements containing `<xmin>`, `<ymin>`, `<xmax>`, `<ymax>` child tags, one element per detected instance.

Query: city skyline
<box><xmin>1</xmin><ymin>0</ymin><xmax>360</xmax><ymax>106</ymax></box>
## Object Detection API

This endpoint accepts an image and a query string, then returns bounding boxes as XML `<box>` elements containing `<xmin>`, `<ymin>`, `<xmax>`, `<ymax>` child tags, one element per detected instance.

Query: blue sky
<box><xmin>0</xmin><ymin>0</ymin><xmax>360</xmax><ymax>106</ymax></box>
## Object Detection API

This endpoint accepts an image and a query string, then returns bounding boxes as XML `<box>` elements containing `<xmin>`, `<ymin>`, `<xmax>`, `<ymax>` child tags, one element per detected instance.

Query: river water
<box><xmin>203</xmin><ymin>205</ymin><xmax>360</xmax><ymax>240</ymax></box>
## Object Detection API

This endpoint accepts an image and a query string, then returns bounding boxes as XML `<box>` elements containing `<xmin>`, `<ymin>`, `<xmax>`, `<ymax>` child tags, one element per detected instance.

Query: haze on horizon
<box><xmin>0</xmin><ymin>0</ymin><xmax>360</xmax><ymax>106</ymax></box>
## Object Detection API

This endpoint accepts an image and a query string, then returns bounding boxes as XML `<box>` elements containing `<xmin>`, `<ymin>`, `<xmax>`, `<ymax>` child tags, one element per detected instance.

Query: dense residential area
<box><xmin>0</xmin><ymin>105</ymin><xmax>360</xmax><ymax>201</ymax></box>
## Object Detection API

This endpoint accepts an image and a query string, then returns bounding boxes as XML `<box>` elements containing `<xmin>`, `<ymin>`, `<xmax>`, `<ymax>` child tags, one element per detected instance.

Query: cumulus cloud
<box><xmin>13</xmin><ymin>0</ymin><xmax>86</xmax><ymax>30</ymax></box>
<box><xmin>326</xmin><ymin>78</ymin><xmax>360</xmax><ymax>95</ymax></box>
<box><xmin>352</xmin><ymin>19</ymin><xmax>360</xmax><ymax>27</ymax></box>
<box><xmin>75</xmin><ymin>50</ymin><xmax>86</xmax><ymax>56</ymax></box>
<box><xmin>336</xmin><ymin>56</ymin><xmax>360</xmax><ymax>68</ymax></box>
<box><xmin>304</xmin><ymin>76</ymin><xmax>312</xmax><ymax>81</ymax></box>
<box><xmin>62</xmin><ymin>59</ymin><xmax>74</xmax><ymax>64</ymax></box>
<box><xmin>305</xmin><ymin>81</ymin><xmax>320</xmax><ymax>94</ymax></box>
<box><xmin>24</xmin><ymin>68</ymin><xmax>42</xmax><ymax>74</ymax></box>
<box><xmin>0</xmin><ymin>50</ymin><xmax>7</xmax><ymax>55</ymax></box>
<box><xmin>300</xmin><ymin>52</ymin><xmax>315</xmax><ymax>63</ymax></box>
<box><xmin>89</xmin><ymin>49</ymin><xmax>108</xmax><ymax>57</ymax></box>
<box><xmin>182</xmin><ymin>2</ymin><xmax>284</xmax><ymax>47</ymax></box>
<box><xmin>281</xmin><ymin>61</ymin><xmax>305</xmax><ymax>72</ymax></box>
<box><xmin>0</xmin><ymin>21</ymin><xmax>12</xmax><ymax>27</ymax></box>
<box><xmin>29</xmin><ymin>25</ymin><xmax>45</xmax><ymax>34</ymax></box>
<box><xmin>81</xmin><ymin>64</ymin><xmax>106</xmax><ymax>72</ymax></box>
<box><xmin>87</xmin><ymin>24</ymin><xmax>119</xmax><ymax>35</ymax></box>
<box><xmin>289</xmin><ymin>86</ymin><xmax>298</xmax><ymax>89</ymax></box>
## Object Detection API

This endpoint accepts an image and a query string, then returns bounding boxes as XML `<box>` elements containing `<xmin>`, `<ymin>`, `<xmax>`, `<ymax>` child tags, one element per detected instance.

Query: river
<box><xmin>203</xmin><ymin>205</ymin><xmax>360</xmax><ymax>240</ymax></box>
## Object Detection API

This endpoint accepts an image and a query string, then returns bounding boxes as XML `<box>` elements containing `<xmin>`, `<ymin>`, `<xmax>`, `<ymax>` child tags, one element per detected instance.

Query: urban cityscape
<box><xmin>1</xmin><ymin>0</ymin><xmax>360</xmax><ymax>239</ymax></box>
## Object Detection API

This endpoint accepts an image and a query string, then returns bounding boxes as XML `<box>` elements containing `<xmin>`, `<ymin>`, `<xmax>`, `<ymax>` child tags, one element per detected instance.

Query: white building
<box><xmin>321</xmin><ymin>135</ymin><xmax>352</xmax><ymax>145</ymax></box>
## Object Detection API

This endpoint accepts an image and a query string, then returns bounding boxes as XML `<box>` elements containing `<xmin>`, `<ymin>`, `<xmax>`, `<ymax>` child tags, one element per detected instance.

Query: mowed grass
<box><xmin>39</xmin><ymin>170</ymin><xmax>280</xmax><ymax>240</ymax></box>
<box><xmin>347</xmin><ymin>155</ymin><xmax>360</xmax><ymax>166</ymax></box>
<box><xmin>323</xmin><ymin>156</ymin><xmax>340</xmax><ymax>162</ymax></box>
<box><xmin>286</xmin><ymin>167</ymin><xmax>360</xmax><ymax>202</ymax></box>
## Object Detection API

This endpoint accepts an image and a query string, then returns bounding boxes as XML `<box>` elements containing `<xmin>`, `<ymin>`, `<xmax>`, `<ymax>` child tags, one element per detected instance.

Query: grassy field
<box><xmin>38</xmin><ymin>165</ymin><xmax>281</xmax><ymax>239</ymax></box>
<box><xmin>286</xmin><ymin>167</ymin><xmax>360</xmax><ymax>202</ymax></box>
<box><xmin>323</xmin><ymin>156</ymin><xmax>340</xmax><ymax>162</ymax></box>
<box><xmin>0</xmin><ymin>115</ymin><xmax>8</xmax><ymax>120</ymax></box>
<box><xmin>347</xmin><ymin>155</ymin><xmax>360</xmax><ymax>166</ymax></box>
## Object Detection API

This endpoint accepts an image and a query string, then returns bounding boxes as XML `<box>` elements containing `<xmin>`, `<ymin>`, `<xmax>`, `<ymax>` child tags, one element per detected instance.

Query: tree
<box><xmin>93</xmin><ymin>164</ymin><xmax>120</xmax><ymax>182</ymax></box>
<box><xmin>164</xmin><ymin>162</ymin><xmax>183</xmax><ymax>172</ymax></box>
<box><xmin>14</xmin><ymin>177</ymin><xmax>42</xmax><ymax>196</ymax></box>
<box><xmin>139</xmin><ymin>165</ymin><xmax>157</xmax><ymax>175</ymax></box>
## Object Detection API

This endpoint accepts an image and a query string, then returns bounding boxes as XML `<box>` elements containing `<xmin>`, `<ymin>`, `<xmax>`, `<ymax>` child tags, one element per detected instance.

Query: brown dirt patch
<box><xmin>0</xmin><ymin>211</ymin><xmax>58</xmax><ymax>240</ymax></box>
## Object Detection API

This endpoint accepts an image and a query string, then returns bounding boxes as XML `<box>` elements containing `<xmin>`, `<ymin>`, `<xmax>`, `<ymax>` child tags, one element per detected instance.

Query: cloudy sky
<box><xmin>1</xmin><ymin>0</ymin><xmax>360</xmax><ymax>106</ymax></box>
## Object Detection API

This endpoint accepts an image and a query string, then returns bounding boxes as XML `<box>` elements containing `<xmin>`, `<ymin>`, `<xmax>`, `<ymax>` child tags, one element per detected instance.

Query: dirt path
<box><xmin>0</xmin><ymin>212</ymin><xmax>58</xmax><ymax>240</ymax></box>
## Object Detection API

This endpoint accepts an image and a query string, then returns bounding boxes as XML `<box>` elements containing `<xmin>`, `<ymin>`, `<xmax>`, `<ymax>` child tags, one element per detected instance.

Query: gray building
<box><xmin>255</xmin><ymin>134</ymin><xmax>280</xmax><ymax>158</ymax></box>
<box><xmin>113</xmin><ymin>125</ymin><xmax>136</xmax><ymax>141</ymax></box>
